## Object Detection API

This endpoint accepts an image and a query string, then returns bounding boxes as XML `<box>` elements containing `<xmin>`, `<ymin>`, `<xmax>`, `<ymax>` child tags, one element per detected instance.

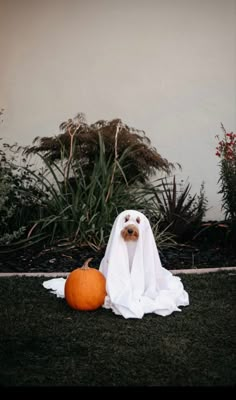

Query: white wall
<box><xmin>1</xmin><ymin>0</ymin><xmax>236</xmax><ymax>220</ymax></box>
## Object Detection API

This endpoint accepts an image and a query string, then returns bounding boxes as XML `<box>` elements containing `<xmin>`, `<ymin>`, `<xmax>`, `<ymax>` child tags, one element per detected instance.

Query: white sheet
<box><xmin>99</xmin><ymin>210</ymin><xmax>189</xmax><ymax>318</ymax></box>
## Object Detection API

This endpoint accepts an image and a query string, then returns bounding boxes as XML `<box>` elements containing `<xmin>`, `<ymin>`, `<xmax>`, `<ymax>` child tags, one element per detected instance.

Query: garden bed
<box><xmin>1</xmin><ymin>219</ymin><xmax>235</xmax><ymax>273</ymax></box>
<box><xmin>0</xmin><ymin>237</ymin><xmax>236</xmax><ymax>273</ymax></box>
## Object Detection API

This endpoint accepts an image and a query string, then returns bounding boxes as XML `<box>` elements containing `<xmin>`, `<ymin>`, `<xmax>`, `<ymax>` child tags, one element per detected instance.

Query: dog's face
<box><xmin>121</xmin><ymin>214</ymin><xmax>140</xmax><ymax>241</ymax></box>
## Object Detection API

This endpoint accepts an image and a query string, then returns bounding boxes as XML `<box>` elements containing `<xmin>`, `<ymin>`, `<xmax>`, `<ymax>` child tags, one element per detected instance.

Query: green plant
<box><xmin>151</xmin><ymin>176</ymin><xmax>208</xmax><ymax>242</ymax></box>
<box><xmin>18</xmin><ymin>133</ymin><xmax>162</xmax><ymax>250</ymax></box>
<box><xmin>150</xmin><ymin>218</ymin><xmax>177</xmax><ymax>249</ymax></box>
<box><xmin>10</xmin><ymin>115</ymin><xmax>178</xmax><ymax>251</ymax></box>
<box><xmin>24</xmin><ymin>113</ymin><xmax>175</xmax><ymax>183</ymax></box>
<box><xmin>216</xmin><ymin>124</ymin><xmax>236</xmax><ymax>220</ymax></box>
<box><xmin>0</xmin><ymin>114</ymin><xmax>179</xmax><ymax>252</ymax></box>
<box><xmin>0</xmin><ymin>140</ymin><xmax>46</xmax><ymax>246</ymax></box>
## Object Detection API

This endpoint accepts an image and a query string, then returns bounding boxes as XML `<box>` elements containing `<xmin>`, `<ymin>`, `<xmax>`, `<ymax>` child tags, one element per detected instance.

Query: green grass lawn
<box><xmin>0</xmin><ymin>272</ymin><xmax>235</xmax><ymax>387</ymax></box>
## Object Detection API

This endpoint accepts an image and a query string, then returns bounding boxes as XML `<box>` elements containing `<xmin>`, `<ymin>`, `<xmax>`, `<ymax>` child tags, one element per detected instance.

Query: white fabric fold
<box><xmin>99</xmin><ymin>210</ymin><xmax>189</xmax><ymax>319</ymax></box>
<box><xmin>42</xmin><ymin>277</ymin><xmax>66</xmax><ymax>298</ymax></box>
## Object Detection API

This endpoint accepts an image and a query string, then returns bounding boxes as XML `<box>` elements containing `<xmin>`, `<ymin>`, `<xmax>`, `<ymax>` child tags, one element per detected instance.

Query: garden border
<box><xmin>0</xmin><ymin>266</ymin><xmax>236</xmax><ymax>277</ymax></box>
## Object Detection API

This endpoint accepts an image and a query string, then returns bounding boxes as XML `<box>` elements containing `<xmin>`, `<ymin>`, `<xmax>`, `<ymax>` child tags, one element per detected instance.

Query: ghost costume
<box><xmin>99</xmin><ymin>210</ymin><xmax>189</xmax><ymax>319</ymax></box>
<box><xmin>43</xmin><ymin>210</ymin><xmax>189</xmax><ymax>319</ymax></box>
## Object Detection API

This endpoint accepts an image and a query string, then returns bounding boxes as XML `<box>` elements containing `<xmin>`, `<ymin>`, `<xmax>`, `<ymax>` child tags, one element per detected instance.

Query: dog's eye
<box><xmin>136</xmin><ymin>217</ymin><xmax>140</xmax><ymax>224</ymax></box>
<box><xmin>125</xmin><ymin>215</ymin><xmax>130</xmax><ymax>222</ymax></box>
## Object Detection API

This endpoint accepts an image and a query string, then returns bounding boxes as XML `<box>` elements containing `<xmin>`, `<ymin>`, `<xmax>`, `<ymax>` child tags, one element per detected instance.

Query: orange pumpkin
<box><xmin>64</xmin><ymin>258</ymin><xmax>106</xmax><ymax>310</ymax></box>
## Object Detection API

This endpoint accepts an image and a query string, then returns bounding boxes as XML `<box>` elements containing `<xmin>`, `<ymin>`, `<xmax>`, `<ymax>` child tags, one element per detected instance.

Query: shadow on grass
<box><xmin>0</xmin><ymin>272</ymin><xmax>235</xmax><ymax>386</ymax></box>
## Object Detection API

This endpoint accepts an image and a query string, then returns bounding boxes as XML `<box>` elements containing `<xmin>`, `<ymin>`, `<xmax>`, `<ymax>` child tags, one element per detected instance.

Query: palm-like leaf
<box><xmin>153</xmin><ymin>176</ymin><xmax>207</xmax><ymax>241</ymax></box>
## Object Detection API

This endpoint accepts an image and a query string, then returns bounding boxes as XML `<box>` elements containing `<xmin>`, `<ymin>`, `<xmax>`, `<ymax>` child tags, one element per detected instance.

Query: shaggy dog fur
<box><xmin>120</xmin><ymin>214</ymin><xmax>140</xmax><ymax>271</ymax></box>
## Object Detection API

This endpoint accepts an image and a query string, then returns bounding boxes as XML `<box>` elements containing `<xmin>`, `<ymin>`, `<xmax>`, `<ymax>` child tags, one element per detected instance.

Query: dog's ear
<box><xmin>125</xmin><ymin>214</ymin><xmax>130</xmax><ymax>222</ymax></box>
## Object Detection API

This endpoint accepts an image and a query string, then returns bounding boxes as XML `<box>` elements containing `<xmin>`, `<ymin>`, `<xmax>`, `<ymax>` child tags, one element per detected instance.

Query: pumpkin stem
<box><xmin>81</xmin><ymin>258</ymin><xmax>93</xmax><ymax>269</ymax></box>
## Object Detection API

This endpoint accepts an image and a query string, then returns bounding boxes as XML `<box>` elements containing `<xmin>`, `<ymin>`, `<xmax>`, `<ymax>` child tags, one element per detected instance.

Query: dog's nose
<box><xmin>127</xmin><ymin>229</ymin><xmax>133</xmax><ymax>234</ymax></box>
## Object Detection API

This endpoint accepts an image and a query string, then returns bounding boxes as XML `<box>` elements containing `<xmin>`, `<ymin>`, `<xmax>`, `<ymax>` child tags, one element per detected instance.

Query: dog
<box><xmin>100</xmin><ymin>209</ymin><xmax>189</xmax><ymax>318</ymax></box>
<box><xmin>120</xmin><ymin>213</ymin><xmax>140</xmax><ymax>272</ymax></box>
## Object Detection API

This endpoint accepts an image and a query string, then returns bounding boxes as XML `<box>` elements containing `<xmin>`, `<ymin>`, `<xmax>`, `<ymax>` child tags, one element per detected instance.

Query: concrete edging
<box><xmin>0</xmin><ymin>266</ymin><xmax>236</xmax><ymax>277</ymax></box>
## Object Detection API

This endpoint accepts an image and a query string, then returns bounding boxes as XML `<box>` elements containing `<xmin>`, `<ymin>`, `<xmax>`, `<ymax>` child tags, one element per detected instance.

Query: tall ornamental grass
<box><xmin>15</xmin><ymin>132</ymin><xmax>174</xmax><ymax>250</ymax></box>
<box><xmin>0</xmin><ymin>115</ymin><xmax>177</xmax><ymax>251</ymax></box>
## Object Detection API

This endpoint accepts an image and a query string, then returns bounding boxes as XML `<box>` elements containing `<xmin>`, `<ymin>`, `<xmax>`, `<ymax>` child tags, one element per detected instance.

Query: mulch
<box><xmin>0</xmin><ymin>241</ymin><xmax>236</xmax><ymax>273</ymax></box>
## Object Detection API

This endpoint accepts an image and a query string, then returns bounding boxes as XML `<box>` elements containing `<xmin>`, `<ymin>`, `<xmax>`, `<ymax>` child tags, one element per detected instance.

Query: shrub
<box><xmin>151</xmin><ymin>176</ymin><xmax>208</xmax><ymax>242</ymax></box>
<box><xmin>24</xmin><ymin>113</ymin><xmax>175</xmax><ymax>183</ymax></box>
<box><xmin>215</xmin><ymin>124</ymin><xmax>236</xmax><ymax>220</ymax></box>
<box><xmin>0</xmin><ymin>114</ymin><xmax>177</xmax><ymax>252</ymax></box>
<box><xmin>16</xmin><ymin>114</ymin><xmax>177</xmax><ymax>250</ymax></box>
<box><xmin>0</xmin><ymin>141</ymin><xmax>45</xmax><ymax>245</ymax></box>
<box><xmin>19</xmin><ymin>133</ymin><xmax>167</xmax><ymax>250</ymax></box>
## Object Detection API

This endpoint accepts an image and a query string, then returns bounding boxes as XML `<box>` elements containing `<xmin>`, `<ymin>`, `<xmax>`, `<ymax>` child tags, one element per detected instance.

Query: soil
<box><xmin>0</xmin><ymin>219</ymin><xmax>235</xmax><ymax>272</ymax></box>
<box><xmin>0</xmin><ymin>233</ymin><xmax>236</xmax><ymax>273</ymax></box>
